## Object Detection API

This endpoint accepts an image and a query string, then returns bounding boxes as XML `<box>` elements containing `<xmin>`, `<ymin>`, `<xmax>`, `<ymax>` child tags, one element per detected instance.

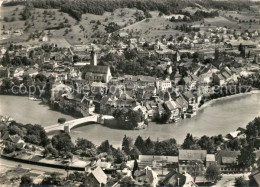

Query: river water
<box><xmin>1</xmin><ymin>93</ymin><xmax>260</xmax><ymax>147</ymax></box>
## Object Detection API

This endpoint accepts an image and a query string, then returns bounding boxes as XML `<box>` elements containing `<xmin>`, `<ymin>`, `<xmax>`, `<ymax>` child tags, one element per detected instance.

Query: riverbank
<box><xmin>198</xmin><ymin>90</ymin><xmax>260</xmax><ymax>112</ymax></box>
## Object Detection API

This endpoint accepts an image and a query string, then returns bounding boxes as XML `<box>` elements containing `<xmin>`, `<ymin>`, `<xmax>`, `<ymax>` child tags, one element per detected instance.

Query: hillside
<box><xmin>0</xmin><ymin>0</ymin><xmax>259</xmax><ymax>45</ymax></box>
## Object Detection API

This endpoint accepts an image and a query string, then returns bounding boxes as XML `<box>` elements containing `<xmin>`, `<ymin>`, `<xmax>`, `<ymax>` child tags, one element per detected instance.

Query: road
<box><xmin>0</xmin><ymin>157</ymin><xmax>67</xmax><ymax>175</ymax></box>
<box><xmin>213</xmin><ymin>173</ymin><xmax>250</xmax><ymax>187</ymax></box>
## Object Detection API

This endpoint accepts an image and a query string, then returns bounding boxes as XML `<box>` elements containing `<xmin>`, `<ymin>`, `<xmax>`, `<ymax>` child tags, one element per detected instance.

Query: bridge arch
<box><xmin>69</xmin><ymin>120</ymin><xmax>98</xmax><ymax>131</ymax></box>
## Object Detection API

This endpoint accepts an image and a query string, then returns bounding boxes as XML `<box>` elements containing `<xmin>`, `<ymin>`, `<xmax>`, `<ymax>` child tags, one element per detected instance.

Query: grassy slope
<box><xmin>120</xmin><ymin>11</ymin><xmax>185</xmax><ymax>42</ymax></box>
<box><xmin>1</xmin><ymin>4</ymin><xmax>260</xmax><ymax>45</ymax></box>
<box><xmin>0</xmin><ymin>5</ymin><xmax>76</xmax><ymax>44</ymax></box>
<box><xmin>51</xmin><ymin>8</ymin><xmax>140</xmax><ymax>45</ymax></box>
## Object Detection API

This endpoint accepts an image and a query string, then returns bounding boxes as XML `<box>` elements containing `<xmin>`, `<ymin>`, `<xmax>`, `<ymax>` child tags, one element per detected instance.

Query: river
<box><xmin>1</xmin><ymin>93</ymin><xmax>260</xmax><ymax>147</ymax></box>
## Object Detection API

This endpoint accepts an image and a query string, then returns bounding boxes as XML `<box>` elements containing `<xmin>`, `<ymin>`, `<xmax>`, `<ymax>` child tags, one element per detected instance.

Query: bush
<box><xmin>20</xmin><ymin>175</ymin><xmax>33</xmax><ymax>185</ymax></box>
<box><xmin>235</xmin><ymin>176</ymin><xmax>248</xmax><ymax>187</ymax></box>
<box><xmin>58</xmin><ymin>118</ymin><xmax>66</xmax><ymax>124</ymax></box>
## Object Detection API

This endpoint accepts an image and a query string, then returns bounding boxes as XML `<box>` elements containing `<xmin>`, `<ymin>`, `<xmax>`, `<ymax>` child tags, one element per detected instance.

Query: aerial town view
<box><xmin>1</xmin><ymin>0</ymin><xmax>260</xmax><ymax>186</ymax></box>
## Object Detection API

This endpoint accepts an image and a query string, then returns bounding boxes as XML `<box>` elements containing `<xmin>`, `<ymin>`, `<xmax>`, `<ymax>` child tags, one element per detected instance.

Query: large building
<box><xmin>84</xmin><ymin>49</ymin><xmax>112</xmax><ymax>83</ymax></box>
<box><xmin>178</xmin><ymin>149</ymin><xmax>207</xmax><ymax>174</ymax></box>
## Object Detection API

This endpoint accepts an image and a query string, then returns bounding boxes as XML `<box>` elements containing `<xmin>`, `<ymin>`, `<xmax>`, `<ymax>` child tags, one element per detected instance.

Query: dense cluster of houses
<box><xmin>82</xmin><ymin>147</ymin><xmax>260</xmax><ymax>187</ymax></box>
<box><xmin>1</xmin><ymin>29</ymin><xmax>260</xmax><ymax>123</ymax></box>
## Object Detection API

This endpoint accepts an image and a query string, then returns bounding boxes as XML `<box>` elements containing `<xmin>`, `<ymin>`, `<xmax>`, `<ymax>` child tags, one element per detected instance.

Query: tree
<box><xmin>187</xmin><ymin>160</ymin><xmax>204</xmax><ymax>182</ymax></box>
<box><xmin>129</xmin><ymin>146</ymin><xmax>141</xmax><ymax>160</ymax></box>
<box><xmin>24</xmin><ymin>124</ymin><xmax>49</xmax><ymax>146</ymax></box>
<box><xmin>144</xmin><ymin>10</ymin><xmax>152</xmax><ymax>18</ymax></box>
<box><xmin>43</xmin><ymin>144</ymin><xmax>59</xmax><ymax>158</ymax></box>
<box><xmin>21</xmin><ymin>56</ymin><xmax>30</xmax><ymax>66</ymax></box>
<box><xmin>58</xmin><ymin>118</ymin><xmax>66</xmax><ymax>124</ymax></box>
<box><xmin>20</xmin><ymin>175</ymin><xmax>33</xmax><ymax>186</ymax></box>
<box><xmin>113</xmin><ymin>148</ymin><xmax>127</xmax><ymax>164</ymax></box>
<box><xmin>35</xmin><ymin>73</ymin><xmax>47</xmax><ymax>82</ymax></box>
<box><xmin>97</xmin><ymin>140</ymin><xmax>112</xmax><ymax>154</ymax></box>
<box><xmin>245</xmin><ymin>117</ymin><xmax>260</xmax><ymax>142</ymax></box>
<box><xmin>134</xmin><ymin>136</ymin><xmax>145</xmax><ymax>153</ymax></box>
<box><xmin>132</xmin><ymin>159</ymin><xmax>139</xmax><ymax>176</ymax></box>
<box><xmin>182</xmin><ymin>133</ymin><xmax>195</xmax><ymax>149</ymax></box>
<box><xmin>235</xmin><ymin>176</ymin><xmax>248</xmax><ymax>187</ymax></box>
<box><xmin>105</xmin><ymin>22</ymin><xmax>120</xmax><ymax>33</ymax></box>
<box><xmin>42</xmin><ymin>173</ymin><xmax>62</xmax><ymax>186</ymax></box>
<box><xmin>1</xmin><ymin>78</ymin><xmax>12</xmax><ymax>93</ymax></box>
<box><xmin>8</xmin><ymin>124</ymin><xmax>25</xmax><ymax>137</ymax></box>
<box><xmin>24</xmin><ymin>134</ymin><xmax>41</xmax><ymax>145</ymax></box>
<box><xmin>3</xmin><ymin>141</ymin><xmax>16</xmax><ymax>154</ymax></box>
<box><xmin>198</xmin><ymin>135</ymin><xmax>216</xmax><ymax>153</ymax></box>
<box><xmin>76</xmin><ymin>138</ymin><xmax>95</xmax><ymax>151</ymax></box>
<box><xmin>239</xmin><ymin>43</ymin><xmax>244</xmax><ymax>52</ymax></box>
<box><xmin>122</xmin><ymin>135</ymin><xmax>133</xmax><ymax>155</ymax></box>
<box><xmin>205</xmin><ymin>164</ymin><xmax>222</xmax><ymax>183</ymax></box>
<box><xmin>124</xmin><ymin>49</ymin><xmax>138</xmax><ymax>60</ymax></box>
<box><xmin>3</xmin><ymin>17</ymin><xmax>9</xmax><ymax>22</ymax></box>
<box><xmin>238</xmin><ymin>144</ymin><xmax>256</xmax><ymax>170</ymax></box>
<box><xmin>154</xmin><ymin>138</ymin><xmax>178</xmax><ymax>156</ymax></box>
<box><xmin>51</xmin><ymin>133</ymin><xmax>74</xmax><ymax>153</ymax></box>
<box><xmin>143</xmin><ymin>137</ymin><xmax>154</xmax><ymax>155</ymax></box>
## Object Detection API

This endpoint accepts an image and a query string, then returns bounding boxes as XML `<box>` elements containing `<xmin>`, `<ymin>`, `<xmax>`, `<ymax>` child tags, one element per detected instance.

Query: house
<box><xmin>172</xmin><ymin>70</ymin><xmax>182</xmax><ymax>85</ymax></box>
<box><xmin>58</xmin><ymin>94</ymin><xmax>90</xmax><ymax>116</ymax></box>
<box><xmin>145</xmin><ymin>101</ymin><xmax>158</xmax><ymax>120</ymax></box>
<box><xmin>226</xmin><ymin>131</ymin><xmax>241</xmax><ymax>139</ymax></box>
<box><xmin>155</xmin><ymin>50</ymin><xmax>176</xmax><ymax>60</ymax></box>
<box><xmin>178</xmin><ymin>149</ymin><xmax>207</xmax><ymax>174</ymax></box>
<box><xmin>24</xmin><ymin>68</ymin><xmax>38</xmax><ymax>77</ymax></box>
<box><xmin>213</xmin><ymin>73</ymin><xmax>226</xmax><ymax>86</ymax></box>
<box><xmin>0</xmin><ymin>67</ymin><xmax>9</xmax><ymax>78</ymax></box>
<box><xmin>138</xmin><ymin>155</ymin><xmax>178</xmax><ymax>175</ymax></box>
<box><xmin>176</xmin><ymin>96</ymin><xmax>188</xmax><ymax>115</ymax></box>
<box><xmin>182</xmin><ymin>91</ymin><xmax>197</xmax><ymax>112</ymax></box>
<box><xmin>134</xmin><ymin>166</ymin><xmax>159</xmax><ymax>187</ymax></box>
<box><xmin>74</xmin><ymin>62</ymin><xmax>90</xmax><ymax>68</ymax></box>
<box><xmin>250</xmin><ymin>171</ymin><xmax>260</xmax><ymax>187</ymax></box>
<box><xmin>163</xmin><ymin>100</ymin><xmax>181</xmax><ymax>122</ymax></box>
<box><xmin>96</xmin><ymin>159</ymin><xmax>112</xmax><ymax>170</ymax></box>
<box><xmin>116</xmin><ymin>168</ymin><xmax>132</xmax><ymax>177</ymax></box>
<box><xmin>215</xmin><ymin>150</ymin><xmax>242</xmax><ymax>173</ymax></box>
<box><xmin>156</xmin><ymin>103</ymin><xmax>166</xmax><ymax>118</ymax></box>
<box><xmin>206</xmin><ymin>154</ymin><xmax>216</xmax><ymax>167</ymax></box>
<box><xmin>161</xmin><ymin>170</ymin><xmax>198</xmax><ymax>187</ymax></box>
<box><xmin>198</xmin><ymin>72</ymin><xmax>213</xmax><ymax>85</ymax></box>
<box><xmin>85</xmin><ymin>167</ymin><xmax>107</xmax><ymax>186</ymax></box>
<box><xmin>225</xmin><ymin>40</ymin><xmax>257</xmax><ymax>49</ymax></box>
<box><xmin>157</xmin><ymin>80</ymin><xmax>172</xmax><ymax>92</ymax></box>
<box><xmin>10</xmin><ymin>67</ymin><xmax>24</xmax><ymax>78</ymax></box>
<box><xmin>51</xmin><ymin>83</ymin><xmax>73</xmax><ymax>100</ymax></box>
<box><xmin>118</xmin><ymin>32</ymin><xmax>129</xmax><ymax>38</ymax></box>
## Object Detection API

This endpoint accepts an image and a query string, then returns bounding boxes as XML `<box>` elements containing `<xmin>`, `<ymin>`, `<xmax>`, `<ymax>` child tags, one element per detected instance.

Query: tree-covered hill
<box><xmin>3</xmin><ymin>0</ymin><xmax>252</xmax><ymax>21</ymax></box>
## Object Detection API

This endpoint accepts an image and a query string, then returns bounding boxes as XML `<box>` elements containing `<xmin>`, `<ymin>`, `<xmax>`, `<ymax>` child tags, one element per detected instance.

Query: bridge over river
<box><xmin>44</xmin><ymin>115</ymin><xmax>99</xmax><ymax>133</ymax></box>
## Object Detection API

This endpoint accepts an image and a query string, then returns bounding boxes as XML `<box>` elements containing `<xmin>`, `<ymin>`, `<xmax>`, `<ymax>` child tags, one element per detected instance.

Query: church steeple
<box><xmin>90</xmin><ymin>47</ymin><xmax>97</xmax><ymax>66</ymax></box>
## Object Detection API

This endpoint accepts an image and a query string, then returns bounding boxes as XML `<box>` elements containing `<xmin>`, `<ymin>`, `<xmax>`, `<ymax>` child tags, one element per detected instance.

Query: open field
<box><xmin>120</xmin><ymin>11</ymin><xmax>184</xmax><ymax>42</ymax></box>
<box><xmin>204</xmin><ymin>16</ymin><xmax>238</xmax><ymax>28</ymax></box>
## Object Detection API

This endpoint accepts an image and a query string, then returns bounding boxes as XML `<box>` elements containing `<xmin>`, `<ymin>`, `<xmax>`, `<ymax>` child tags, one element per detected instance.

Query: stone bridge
<box><xmin>44</xmin><ymin>115</ymin><xmax>99</xmax><ymax>134</ymax></box>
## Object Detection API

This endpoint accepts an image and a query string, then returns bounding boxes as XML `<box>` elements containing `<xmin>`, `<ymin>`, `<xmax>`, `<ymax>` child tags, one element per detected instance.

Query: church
<box><xmin>84</xmin><ymin>49</ymin><xmax>112</xmax><ymax>83</ymax></box>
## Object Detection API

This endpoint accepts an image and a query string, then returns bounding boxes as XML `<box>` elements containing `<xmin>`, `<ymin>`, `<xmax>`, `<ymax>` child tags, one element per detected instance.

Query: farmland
<box><xmin>1</xmin><ymin>2</ymin><xmax>260</xmax><ymax>45</ymax></box>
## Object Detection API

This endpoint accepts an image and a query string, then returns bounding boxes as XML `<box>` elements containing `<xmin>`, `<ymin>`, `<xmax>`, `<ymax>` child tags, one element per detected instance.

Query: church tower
<box><xmin>90</xmin><ymin>48</ymin><xmax>97</xmax><ymax>66</ymax></box>
<box><xmin>215</xmin><ymin>48</ymin><xmax>219</xmax><ymax>60</ymax></box>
